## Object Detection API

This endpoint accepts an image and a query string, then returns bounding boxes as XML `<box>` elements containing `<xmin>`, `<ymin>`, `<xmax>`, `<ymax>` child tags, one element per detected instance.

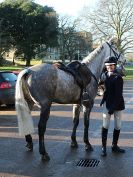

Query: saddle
<box><xmin>53</xmin><ymin>61</ymin><xmax>92</xmax><ymax>90</ymax></box>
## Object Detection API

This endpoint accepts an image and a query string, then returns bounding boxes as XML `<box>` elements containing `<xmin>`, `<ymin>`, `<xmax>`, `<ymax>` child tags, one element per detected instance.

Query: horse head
<box><xmin>105</xmin><ymin>36</ymin><xmax>126</xmax><ymax>76</ymax></box>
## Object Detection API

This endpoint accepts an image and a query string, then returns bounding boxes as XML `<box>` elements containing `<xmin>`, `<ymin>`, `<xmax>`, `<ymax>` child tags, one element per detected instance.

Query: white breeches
<box><xmin>102</xmin><ymin>104</ymin><xmax>123</xmax><ymax>130</ymax></box>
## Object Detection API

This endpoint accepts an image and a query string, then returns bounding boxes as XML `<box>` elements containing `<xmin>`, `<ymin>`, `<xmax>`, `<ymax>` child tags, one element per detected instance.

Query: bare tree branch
<box><xmin>78</xmin><ymin>0</ymin><xmax>133</xmax><ymax>53</ymax></box>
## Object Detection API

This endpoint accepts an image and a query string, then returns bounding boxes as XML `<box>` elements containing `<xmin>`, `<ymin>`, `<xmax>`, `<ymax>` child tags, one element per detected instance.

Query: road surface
<box><xmin>0</xmin><ymin>80</ymin><xmax>133</xmax><ymax>177</ymax></box>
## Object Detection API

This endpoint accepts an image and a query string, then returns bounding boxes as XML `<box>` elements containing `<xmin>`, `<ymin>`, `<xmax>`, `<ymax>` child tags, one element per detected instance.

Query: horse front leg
<box><xmin>83</xmin><ymin>105</ymin><xmax>93</xmax><ymax>151</ymax></box>
<box><xmin>71</xmin><ymin>104</ymin><xmax>81</xmax><ymax>148</ymax></box>
<box><xmin>38</xmin><ymin>106</ymin><xmax>51</xmax><ymax>161</ymax></box>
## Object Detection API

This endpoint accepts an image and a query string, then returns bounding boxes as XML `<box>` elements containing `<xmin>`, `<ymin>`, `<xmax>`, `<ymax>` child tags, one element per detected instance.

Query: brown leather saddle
<box><xmin>53</xmin><ymin>61</ymin><xmax>92</xmax><ymax>90</ymax></box>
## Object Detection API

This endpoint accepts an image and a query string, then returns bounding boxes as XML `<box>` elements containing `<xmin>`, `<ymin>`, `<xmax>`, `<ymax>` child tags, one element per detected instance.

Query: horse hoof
<box><xmin>41</xmin><ymin>153</ymin><xmax>50</xmax><ymax>161</ymax></box>
<box><xmin>85</xmin><ymin>144</ymin><xmax>93</xmax><ymax>151</ymax></box>
<box><xmin>26</xmin><ymin>143</ymin><xmax>33</xmax><ymax>151</ymax></box>
<box><xmin>71</xmin><ymin>141</ymin><xmax>78</xmax><ymax>148</ymax></box>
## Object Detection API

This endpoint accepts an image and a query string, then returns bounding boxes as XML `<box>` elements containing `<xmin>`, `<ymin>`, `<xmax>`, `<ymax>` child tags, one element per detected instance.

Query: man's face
<box><xmin>105</xmin><ymin>64</ymin><xmax>116</xmax><ymax>72</ymax></box>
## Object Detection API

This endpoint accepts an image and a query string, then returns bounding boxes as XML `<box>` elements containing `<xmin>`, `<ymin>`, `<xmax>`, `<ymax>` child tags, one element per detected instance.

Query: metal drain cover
<box><xmin>76</xmin><ymin>159</ymin><xmax>100</xmax><ymax>167</ymax></box>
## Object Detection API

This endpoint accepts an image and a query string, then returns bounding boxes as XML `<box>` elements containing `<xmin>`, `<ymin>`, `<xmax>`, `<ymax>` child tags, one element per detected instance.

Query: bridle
<box><xmin>106</xmin><ymin>42</ymin><xmax>122</xmax><ymax>62</ymax></box>
<box><xmin>89</xmin><ymin>42</ymin><xmax>124</xmax><ymax>85</ymax></box>
<box><xmin>106</xmin><ymin>42</ymin><xmax>126</xmax><ymax>76</ymax></box>
<box><xmin>85</xmin><ymin>41</ymin><xmax>125</xmax><ymax>87</ymax></box>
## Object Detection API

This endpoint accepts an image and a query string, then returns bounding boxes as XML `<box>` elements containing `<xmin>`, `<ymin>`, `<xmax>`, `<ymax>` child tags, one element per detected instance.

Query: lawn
<box><xmin>124</xmin><ymin>65</ymin><xmax>133</xmax><ymax>80</ymax></box>
<box><xmin>14</xmin><ymin>59</ymin><xmax>42</xmax><ymax>66</ymax></box>
<box><xmin>0</xmin><ymin>66</ymin><xmax>23</xmax><ymax>71</ymax></box>
<box><xmin>0</xmin><ymin>59</ymin><xmax>42</xmax><ymax>71</ymax></box>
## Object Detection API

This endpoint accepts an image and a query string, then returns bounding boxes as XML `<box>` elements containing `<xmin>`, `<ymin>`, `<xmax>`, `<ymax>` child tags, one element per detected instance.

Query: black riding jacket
<box><xmin>101</xmin><ymin>71</ymin><xmax>125</xmax><ymax>112</ymax></box>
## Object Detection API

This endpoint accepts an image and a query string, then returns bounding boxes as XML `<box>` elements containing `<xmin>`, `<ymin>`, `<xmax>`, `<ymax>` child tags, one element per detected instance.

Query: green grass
<box><xmin>0</xmin><ymin>66</ymin><xmax>23</xmax><ymax>71</ymax></box>
<box><xmin>0</xmin><ymin>59</ymin><xmax>42</xmax><ymax>71</ymax></box>
<box><xmin>15</xmin><ymin>59</ymin><xmax>42</xmax><ymax>66</ymax></box>
<box><xmin>124</xmin><ymin>65</ymin><xmax>133</xmax><ymax>80</ymax></box>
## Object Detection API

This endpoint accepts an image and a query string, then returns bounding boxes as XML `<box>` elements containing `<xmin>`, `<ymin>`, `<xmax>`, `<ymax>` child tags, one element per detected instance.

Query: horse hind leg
<box><xmin>38</xmin><ymin>104</ymin><xmax>51</xmax><ymax>161</ymax></box>
<box><xmin>25</xmin><ymin>134</ymin><xmax>33</xmax><ymax>151</ymax></box>
<box><xmin>71</xmin><ymin>104</ymin><xmax>81</xmax><ymax>148</ymax></box>
<box><xmin>25</xmin><ymin>99</ymin><xmax>34</xmax><ymax>151</ymax></box>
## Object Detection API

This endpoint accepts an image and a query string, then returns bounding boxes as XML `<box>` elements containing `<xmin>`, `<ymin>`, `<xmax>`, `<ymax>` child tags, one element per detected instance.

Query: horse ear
<box><xmin>108</xmin><ymin>36</ymin><xmax>118</xmax><ymax>45</ymax></box>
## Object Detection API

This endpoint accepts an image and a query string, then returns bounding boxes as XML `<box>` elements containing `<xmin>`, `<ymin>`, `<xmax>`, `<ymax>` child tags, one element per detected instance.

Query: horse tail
<box><xmin>15</xmin><ymin>69</ymin><xmax>34</xmax><ymax>136</ymax></box>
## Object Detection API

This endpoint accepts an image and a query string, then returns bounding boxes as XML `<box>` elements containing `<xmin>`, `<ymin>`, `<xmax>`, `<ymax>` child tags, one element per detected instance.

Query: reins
<box><xmin>106</xmin><ymin>42</ymin><xmax>122</xmax><ymax>62</ymax></box>
<box><xmin>89</xmin><ymin>70</ymin><xmax>99</xmax><ymax>85</ymax></box>
<box><xmin>82</xmin><ymin>42</ymin><xmax>124</xmax><ymax>88</ymax></box>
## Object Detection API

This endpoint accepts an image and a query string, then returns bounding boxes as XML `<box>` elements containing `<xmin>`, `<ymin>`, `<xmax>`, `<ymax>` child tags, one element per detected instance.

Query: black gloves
<box><xmin>100</xmin><ymin>100</ymin><xmax>104</xmax><ymax>106</ymax></box>
<box><xmin>108</xmin><ymin>110</ymin><xmax>114</xmax><ymax>115</ymax></box>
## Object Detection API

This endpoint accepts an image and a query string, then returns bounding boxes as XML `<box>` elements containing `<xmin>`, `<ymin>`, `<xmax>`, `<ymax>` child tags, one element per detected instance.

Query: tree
<box><xmin>75</xmin><ymin>31</ymin><xmax>93</xmax><ymax>60</ymax></box>
<box><xmin>0</xmin><ymin>3</ymin><xmax>27</xmax><ymax>65</ymax></box>
<box><xmin>0</xmin><ymin>18</ymin><xmax>6</xmax><ymax>65</ymax></box>
<box><xmin>0</xmin><ymin>0</ymin><xmax>59</xmax><ymax>66</ymax></box>
<box><xmin>58</xmin><ymin>15</ymin><xmax>76</xmax><ymax>62</ymax></box>
<box><xmin>58</xmin><ymin>15</ymin><xmax>92</xmax><ymax>62</ymax></box>
<box><xmin>79</xmin><ymin>0</ymin><xmax>133</xmax><ymax>54</ymax></box>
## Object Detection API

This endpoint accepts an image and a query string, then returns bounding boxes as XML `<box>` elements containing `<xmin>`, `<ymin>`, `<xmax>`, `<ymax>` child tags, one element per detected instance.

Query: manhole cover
<box><xmin>76</xmin><ymin>159</ymin><xmax>100</xmax><ymax>167</ymax></box>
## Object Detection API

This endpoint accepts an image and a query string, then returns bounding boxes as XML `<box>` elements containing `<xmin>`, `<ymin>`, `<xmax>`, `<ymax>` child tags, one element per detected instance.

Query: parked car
<box><xmin>0</xmin><ymin>71</ymin><xmax>17</xmax><ymax>107</ymax></box>
<box><xmin>12</xmin><ymin>70</ymin><xmax>20</xmax><ymax>76</ymax></box>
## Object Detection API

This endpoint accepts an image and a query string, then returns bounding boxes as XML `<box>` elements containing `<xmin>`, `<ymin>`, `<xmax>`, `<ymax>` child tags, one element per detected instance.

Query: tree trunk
<box><xmin>26</xmin><ymin>58</ymin><xmax>31</xmax><ymax>66</ymax></box>
<box><xmin>0</xmin><ymin>55</ymin><xmax>3</xmax><ymax>66</ymax></box>
<box><xmin>25</xmin><ymin>54</ymin><xmax>31</xmax><ymax>66</ymax></box>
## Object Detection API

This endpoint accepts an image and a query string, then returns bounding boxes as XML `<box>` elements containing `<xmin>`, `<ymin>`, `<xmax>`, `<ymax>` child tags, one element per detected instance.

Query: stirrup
<box><xmin>82</xmin><ymin>91</ymin><xmax>90</xmax><ymax>102</ymax></box>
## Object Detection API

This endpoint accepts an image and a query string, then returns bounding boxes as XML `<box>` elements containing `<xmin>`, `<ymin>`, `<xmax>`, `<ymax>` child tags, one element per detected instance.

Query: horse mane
<box><xmin>82</xmin><ymin>36</ymin><xmax>118</xmax><ymax>64</ymax></box>
<box><xmin>82</xmin><ymin>44</ymin><xmax>103</xmax><ymax>64</ymax></box>
<box><xmin>108</xmin><ymin>36</ymin><xmax>118</xmax><ymax>45</ymax></box>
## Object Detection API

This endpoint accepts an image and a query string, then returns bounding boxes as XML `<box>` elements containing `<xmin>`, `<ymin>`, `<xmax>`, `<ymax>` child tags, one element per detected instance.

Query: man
<box><xmin>100</xmin><ymin>56</ymin><xmax>125</xmax><ymax>157</ymax></box>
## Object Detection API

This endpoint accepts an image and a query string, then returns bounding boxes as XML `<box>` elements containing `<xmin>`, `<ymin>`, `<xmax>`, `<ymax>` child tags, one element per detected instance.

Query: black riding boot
<box><xmin>101</xmin><ymin>127</ymin><xmax>108</xmax><ymax>157</ymax></box>
<box><xmin>112</xmin><ymin>129</ymin><xmax>125</xmax><ymax>153</ymax></box>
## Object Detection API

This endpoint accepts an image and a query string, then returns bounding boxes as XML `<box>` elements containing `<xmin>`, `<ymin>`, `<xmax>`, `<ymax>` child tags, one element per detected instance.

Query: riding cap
<box><xmin>105</xmin><ymin>56</ymin><xmax>117</xmax><ymax>66</ymax></box>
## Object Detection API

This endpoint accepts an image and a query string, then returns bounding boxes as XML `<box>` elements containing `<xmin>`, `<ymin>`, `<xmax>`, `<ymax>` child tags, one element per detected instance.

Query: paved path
<box><xmin>0</xmin><ymin>80</ymin><xmax>133</xmax><ymax>177</ymax></box>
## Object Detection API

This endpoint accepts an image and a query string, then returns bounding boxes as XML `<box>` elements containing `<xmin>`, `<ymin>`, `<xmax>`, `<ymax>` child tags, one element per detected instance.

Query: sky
<box><xmin>0</xmin><ymin>0</ymin><xmax>98</xmax><ymax>17</ymax></box>
<box><xmin>35</xmin><ymin>0</ymin><xmax>98</xmax><ymax>16</ymax></box>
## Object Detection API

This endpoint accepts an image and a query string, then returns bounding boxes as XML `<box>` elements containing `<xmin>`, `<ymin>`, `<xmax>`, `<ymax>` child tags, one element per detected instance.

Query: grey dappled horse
<box><xmin>15</xmin><ymin>37</ymin><xmax>125</xmax><ymax>161</ymax></box>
